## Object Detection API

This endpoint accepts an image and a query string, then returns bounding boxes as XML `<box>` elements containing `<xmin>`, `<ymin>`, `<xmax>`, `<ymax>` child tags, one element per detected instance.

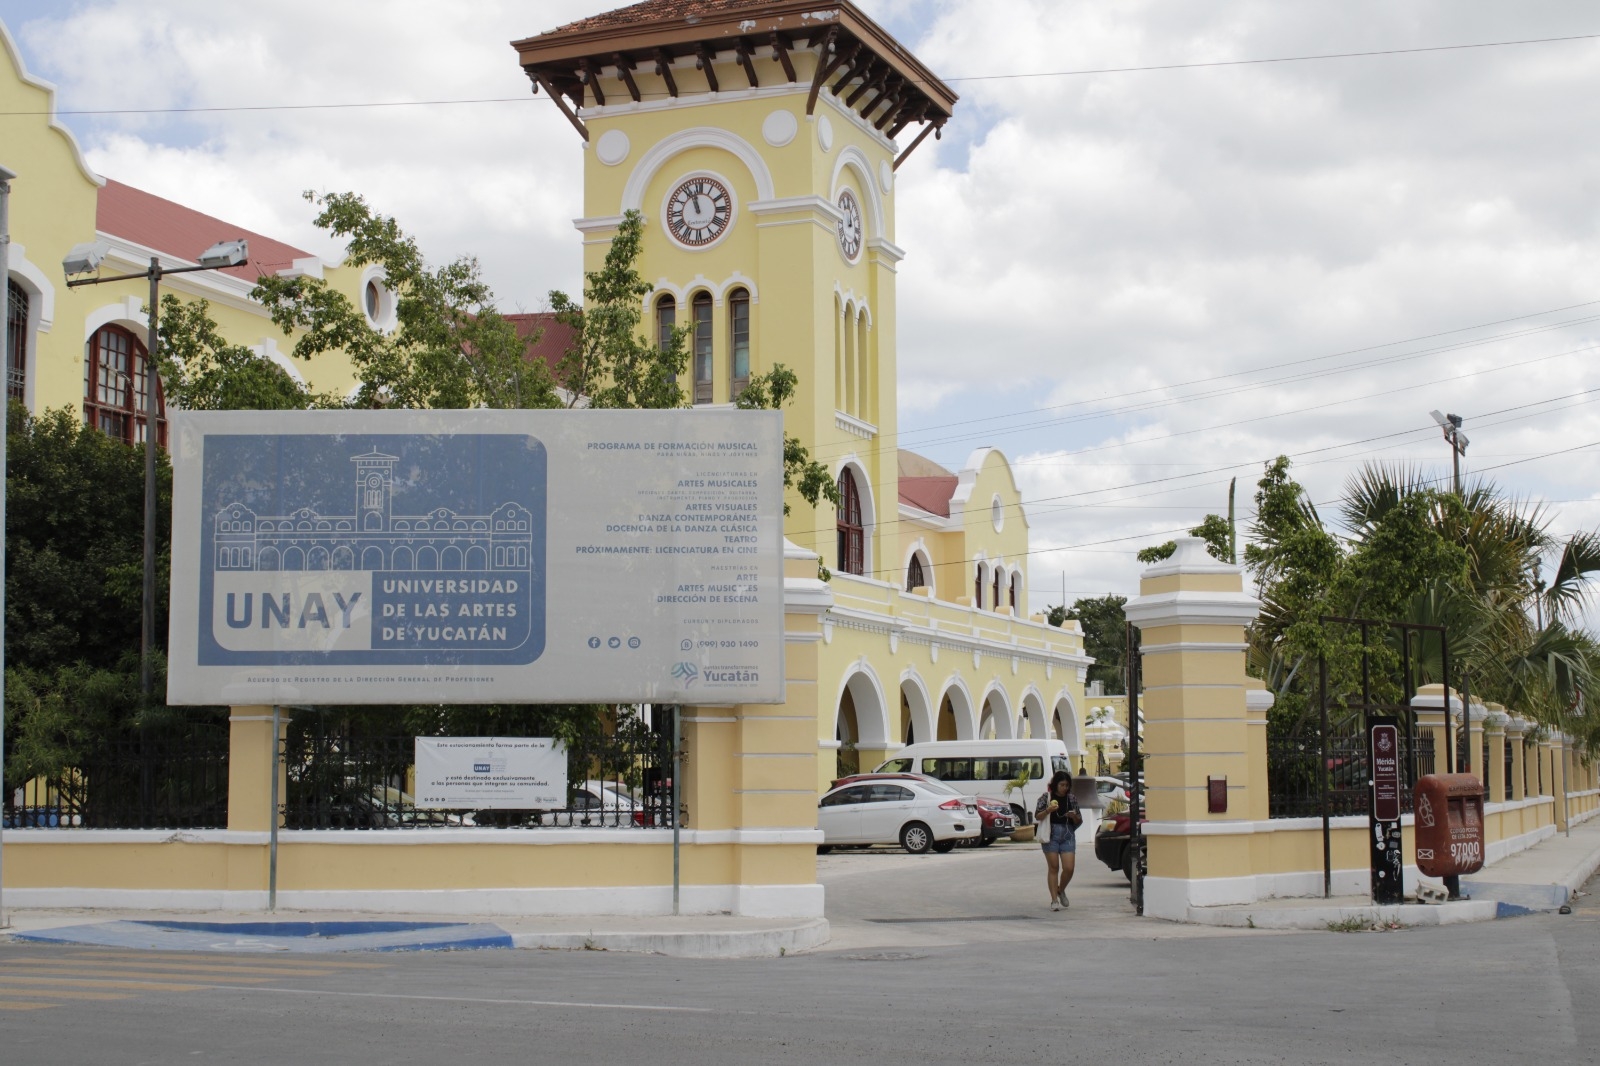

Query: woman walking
<box><xmin>1036</xmin><ymin>770</ymin><xmax>1082</xmax><ymax>910</ymax></box>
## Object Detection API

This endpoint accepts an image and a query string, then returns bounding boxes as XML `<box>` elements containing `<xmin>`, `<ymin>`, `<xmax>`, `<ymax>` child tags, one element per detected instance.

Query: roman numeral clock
<box><xmin>665</xmin><ymin>176</ymin><xmax>733</xmax><ymax>248</ymax></box>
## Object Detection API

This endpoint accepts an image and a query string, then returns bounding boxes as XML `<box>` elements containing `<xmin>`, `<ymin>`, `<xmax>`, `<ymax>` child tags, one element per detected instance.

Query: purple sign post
<box><xmin>1369</xmin><ymin>718</ymin><xmax>1404</xmax><ymax>903</ymax></box>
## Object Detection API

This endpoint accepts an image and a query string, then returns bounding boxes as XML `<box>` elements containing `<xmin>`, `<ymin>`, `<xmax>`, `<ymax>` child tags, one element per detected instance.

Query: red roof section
<box><xmin>899</xmin><ymin>475</ymin><xmax>959</xmax><ymax>518</ymax></box>
<box><xmin>95</xmin><ymin>179</ymin><xmax>312</xmax><ymax>282</ymax></box>
<box><xmin>504</xmin><ymin>313</ymin><xmax>578</xmax><ymax>376</ymax></box>
<box><xmin>546</xmin><ymin>0</ymin><xmax>770</xmax><ymax>34</ymax></box>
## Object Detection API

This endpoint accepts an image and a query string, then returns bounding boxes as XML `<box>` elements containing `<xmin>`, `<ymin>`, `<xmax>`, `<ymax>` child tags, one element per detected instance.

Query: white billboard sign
<box><xmin>413</xmin><ymin>737</ymin><xmax>567</xmax><ymax>809</ymax></box>
<box><xmin>166</xmin><ymin>409</ymin><xmax>785</xmax><ymax>706</ymax></box>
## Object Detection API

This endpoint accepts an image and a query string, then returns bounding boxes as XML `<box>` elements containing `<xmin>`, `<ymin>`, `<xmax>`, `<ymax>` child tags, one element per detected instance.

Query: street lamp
<box><xmin>63</xmin><ymin>239</ymin><xmax>249</xmax><ymax>697</ymax></box>
<box><xmin>1430</xmin><ymin>410</ymin><xmax>1469</xmax><ymax>497</ymax></box>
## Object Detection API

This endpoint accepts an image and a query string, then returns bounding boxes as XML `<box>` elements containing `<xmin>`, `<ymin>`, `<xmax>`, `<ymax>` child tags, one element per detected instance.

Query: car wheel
<box><xmin>817</xmin><ymin>845</ymin><xmax>833</xmax><ymax>855</ymax></box>
<box><xmin>1121</xmin><ymin>846</ymin><xmax>1133</xmax><ymax>882</ymax></box>
<box><xmin>900</xmin><ymin>822</ymin><xmax>934</xmax><ymax>854</ymax></box>
<box><xmin>932</xmin><ymin>840</ymin><xmax>957</xmax><ymax>853</ymax></box>
<box><xmin>977</xmin><ymin>836</ymin><xmax>995</xmax><ymax>848</ymax></box>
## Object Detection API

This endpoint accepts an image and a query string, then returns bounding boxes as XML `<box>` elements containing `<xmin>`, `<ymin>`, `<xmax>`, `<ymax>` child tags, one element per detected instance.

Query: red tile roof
<box><xmin>504</xmin><ymin>312</ymin><xmax>578</xmax><ymax>376</ymax></box>
<box><xmin>96</xmin><ymin>179</ymin><xmax>312</xmax><ymax>282</ymax></box>
<box><xmin>899</xmin><ymin>475</ymin><xmax>959</xmax><ymax>518</ymax></box>
<box><xmin>546</xmin><ymin>0</ymin><xmax>771</xmax><ymax>35</ymax></box>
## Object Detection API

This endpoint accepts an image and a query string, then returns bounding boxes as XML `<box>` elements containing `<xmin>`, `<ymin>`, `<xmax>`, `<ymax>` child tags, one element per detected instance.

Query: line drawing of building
<box><xmin>212</xmin><ymin>449</ymin><xmax>535</xmax><ymax>573</ymax></box>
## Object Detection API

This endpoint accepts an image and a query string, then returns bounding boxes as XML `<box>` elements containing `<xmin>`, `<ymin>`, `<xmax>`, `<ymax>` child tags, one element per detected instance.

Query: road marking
<box><xmin>8</xmin><ymin>957</ymin><xmax>348</xmax><ymax>978</ymax></box>
<box><xmin>866</xmin><ymin>915</ymin><xmax>1038</xmax><ymax>923</ymax></box>
<box><xmin>0</xmin><ymin>1001</ymin><xmax>56</xmax><ymax>1011</ymax></box>
<box><xmin>4</xmin><ymin>965</ymin><xmax>275</xmax><ymax>985</ymax></box>
<box><xmin>0</xmin><ymin>987</ymin><xmax>133</xmax><ymax>1001</ymax></box>
<box><xmin>0</xmin><ymin>974</ymin><xmax>207</xmax><ymax>992</ymax></box>
<box><xmin>207</xmin><ymin>985</ymin><xmax>717</xmax><ymax>1014</ymax></box>
<box><xmin>63</xmin><ymin>950</ymin><xmax>385</xmax><ymax>969</ymax></box>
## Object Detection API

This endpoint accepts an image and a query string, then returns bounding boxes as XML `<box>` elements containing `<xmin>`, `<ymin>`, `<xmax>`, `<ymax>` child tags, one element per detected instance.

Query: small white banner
<box><xmin>413</xmin><ymin>737</ymin><xmax>567</xmax><ymax>809</ymax></box>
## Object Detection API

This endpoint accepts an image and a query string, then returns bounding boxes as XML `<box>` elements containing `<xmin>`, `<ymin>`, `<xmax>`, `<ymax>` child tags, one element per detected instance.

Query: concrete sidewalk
<box><xmin>1182</xmin><ymin>815</ymin><xmax>1600</xmax><ymax>931</ymax></box>
<box><xmin>0</xmin><ymin>907</ymin><xmax>830</xmax><ymax>959</ymax></box>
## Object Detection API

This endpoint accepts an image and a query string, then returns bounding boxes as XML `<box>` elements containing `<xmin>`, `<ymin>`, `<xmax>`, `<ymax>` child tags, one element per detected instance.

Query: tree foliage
<box><xmin>1063</xmin><ymin>594</ymin><xmax>1129</xmax><ymax>694</ymax></box>
<box><xmin>1137</xmin><ymin>513</ymin><xmax>1233</xmax><ymax>565</ymax></box>
<box><xmin>156</xmin><ymin>295</ymin><xmax>332</xmax><ymax>412</ymax></box>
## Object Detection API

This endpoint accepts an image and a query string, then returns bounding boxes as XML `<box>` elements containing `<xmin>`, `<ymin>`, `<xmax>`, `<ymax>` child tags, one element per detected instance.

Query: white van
<box><xmin>874</xmin><ymin>739</ymin><xmax>1080</xmax><ymax>826</ymax></box>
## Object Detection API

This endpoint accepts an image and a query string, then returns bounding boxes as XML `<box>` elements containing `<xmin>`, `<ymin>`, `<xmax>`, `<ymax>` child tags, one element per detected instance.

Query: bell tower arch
<box><xmin>513</xmin><ymin>1</ymin><xmax>956</xmax><ymax>572</ymax></box>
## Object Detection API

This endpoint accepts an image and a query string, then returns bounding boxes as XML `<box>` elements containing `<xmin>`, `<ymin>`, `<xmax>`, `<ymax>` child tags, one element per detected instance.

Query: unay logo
<box><xmin>672</xmin><ymin>662</ymin><xmax>700</xmax><ymax>687</ymax></box>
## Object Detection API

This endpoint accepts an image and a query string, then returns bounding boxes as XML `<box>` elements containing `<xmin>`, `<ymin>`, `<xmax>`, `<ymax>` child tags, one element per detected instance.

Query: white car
<box><xmin>816</xmin><ymin>779</ymin><xmax>979</xmax><ymax>854</ymax></box>
<box><xmin>538</xmin><ymin>780</ymin><xmax>649</xmax><ymax>827</ymax></box>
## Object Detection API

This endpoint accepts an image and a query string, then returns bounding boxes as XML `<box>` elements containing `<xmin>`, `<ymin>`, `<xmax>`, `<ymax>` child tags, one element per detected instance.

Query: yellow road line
<box><xmin>0</xmin><ymin>988</ymin><xmax>133</xmax><ymax>1001</ymax></box>
<box><xmin>1</xmin><ymin>966</ymin><xmax>274</xmax><ymax>985</ymax></box>
<box><xmin>0</xmin><ymin>974</ymin><xmax>207</xmax><ymax>992</ymax></box>
<box><xmin>63</xmin><ymin>950</ymin><xmax>385</xmax><ymax>969</ymax></box>
<box><xmin>7</xmin><ymin>957</ymin><xmax>346</xmax><ymax>978</ymax></box>
<box><xmin>0</xmin><ymin>1001</ymin><xmax>57</xmax><ymax>1011</ymax></box>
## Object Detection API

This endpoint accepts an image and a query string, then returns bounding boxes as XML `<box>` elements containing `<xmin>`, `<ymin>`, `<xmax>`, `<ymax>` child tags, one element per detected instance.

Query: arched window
<box><xmin>6</xmin><ymin>279</ymin><xmax>28</xmax><ymax>402</ymax></box>
<box><xmin>729</xmin><ymin>288</ymin><xmax>750</xmax><ymax>398</ymax></box>
<box><xmin>656</xmin><ymin>294</ymin><xmax>677</xmax><ymax>388</ymax></box>
<box><xmin>84</xmin><ymin>324</ymin><xmax>165</xmax><ymax>446</ymax></box>
<box><xmin>993</xmin><ymin>567</ymin><xmax>1002</xmax><ymax>613</ymax></box>
<box><xmin>974</xmin><ymin>564</ymin><xmax>985</xmax><ymax>610</ymax></box>
<box><xmin>836</xmin><ymin>467</ymin><xmax>864</xmax><ymax>576</ymax></box>
<box><xmin>692</xmin><ymin>292</ymin><xmax>713</xmax><ymax>404</ymax></box>
<box><xmin>1010</xmin><ymin>572</ymin><xmax>1021</xmax><ymax>612</ymax></box>
<box><xmin>905</xmin><ymin>553</ymin><xmax>925</xmax><ymax>592</ymax></box>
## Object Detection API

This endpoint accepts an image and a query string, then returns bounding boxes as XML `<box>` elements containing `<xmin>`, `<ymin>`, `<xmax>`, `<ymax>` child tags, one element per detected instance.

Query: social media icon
<box><xmin>607</xmin><ymin>636</ymin><xmax>622</xmax><ymax>649</ymax></box>
<box><xmin>680</xmin><ymin>638</ymin><xmax>693</xmax><ymax>651</ymax></box>
<box><xmin>587</xmin><ymin>637</ymin><xmax>601</xmax><ymax>649</ymax></box>
<box><xmin>628</xmin><ymin>637</ymin><xmax>641</xmax><ymax>649</ymax></box>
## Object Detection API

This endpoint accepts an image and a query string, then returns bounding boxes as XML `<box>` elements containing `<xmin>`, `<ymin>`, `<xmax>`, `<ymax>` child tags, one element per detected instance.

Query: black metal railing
<box><xmin>1504</xmin><ymin>737</ymin><xmax>1516</xmax><ymax>800</ymax></box>
<box><xmin>1267</xmin><ymin>730</ymin><xmax>1434</xmax><ymax>820</ymax></box>
<box><xmin>1</xmin><ymin>726</ymin><xmax>230</xmax><ymax>830</ymax></box>
<box><xmin>281</xmin><ymin>722</ymin><xmax>675</xmax><ymax>830</ymax></box>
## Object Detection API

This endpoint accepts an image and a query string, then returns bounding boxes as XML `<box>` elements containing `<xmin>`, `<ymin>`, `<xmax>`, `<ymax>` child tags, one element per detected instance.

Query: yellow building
<box><xmin>1</xmin><ymin>19</ymin><xmax>372</xmax><ymax>428</ymax></box>
<box><xmin>514</xmin><ymin>0</ymin><xmax>1092</xmax><ymax>802</ymax></box>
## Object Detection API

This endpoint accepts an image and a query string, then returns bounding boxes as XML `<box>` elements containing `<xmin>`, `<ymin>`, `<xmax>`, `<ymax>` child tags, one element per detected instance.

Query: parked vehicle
<box><xmin>816</xmin><ymin>779</ymin><xmax>978</xmax><ymax>854</ymax></box>
<box><xmin>537</xmin><ymin>780</ymin><xmax>649</xmax><ymax>827</ymax></box>
<box><xmin>874</xmin><ymin>739</ymin><xmax>1073</xmax><ymax>825</ymax></box>
<box><xmin>1093</xmin><ymin>807</ymin><xmax>1147</xmax><ymax>881</ymax></box>
<box><xmin>831</xmin><ymin>772</ymin><xmax>1015</xmax><ymax>842</ymax></box>
<box><xmin>1091</xmin><ymin>776</ymin><xmax>1128</xmax><ymax>806</ymax></box>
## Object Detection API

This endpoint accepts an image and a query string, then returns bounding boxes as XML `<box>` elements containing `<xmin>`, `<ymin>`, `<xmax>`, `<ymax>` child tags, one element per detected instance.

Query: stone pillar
<box><xmin>1506</xmin><ymin>717</ymin><xmax>1529</xmax><ymax>802</ymax></box>
<box><xmin>227</xmin><ymin>706</ymin><xmax>290</xmax><ymax>832</ymax></box>
<box><xmin>1123</xmin><ymin>538</ymin><xmax>1262</xmax><ymax>920</ymax></box>
<box><xmin>680</xmin><ymin>539</ymin><xmax>829</xmax><ymax>917</ymax></box>
<box><xmin>1243</xmin><ymin>677</ymin><xmax>1274</xmax><ymax>823</ymax></box>
<box><xmin>1466</xmin><ymin>699</ymin><xmax>1487</xmax><ymax>782</ymax></box>
<box><xmin>1484</xmin><ymin>706</ymin><xmax>1508</xmax><ymax>804</ymax></box>
<box><xmin>1411</xmin><ymin>684</ymin><xmax>1461</xmax><ymax>777</ymax></box>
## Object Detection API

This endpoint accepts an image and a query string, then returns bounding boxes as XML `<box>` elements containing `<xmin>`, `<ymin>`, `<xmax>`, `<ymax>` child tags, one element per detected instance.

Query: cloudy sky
<box><xmin>5</xmin><ymin>1</ymin><xmax>1600</xmax><ymax>613</ymax></box>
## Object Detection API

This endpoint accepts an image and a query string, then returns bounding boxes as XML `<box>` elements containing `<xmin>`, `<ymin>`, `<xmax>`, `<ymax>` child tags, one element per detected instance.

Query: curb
<box><xmin>511</xmin><ymin>918</ymin><xmax>830</xmax><ymax>958</ymax></box>
<box><xmin>1183</xmin><ymin>900</ymin><xmax>1501</xmax><ymax>930</ymax></box>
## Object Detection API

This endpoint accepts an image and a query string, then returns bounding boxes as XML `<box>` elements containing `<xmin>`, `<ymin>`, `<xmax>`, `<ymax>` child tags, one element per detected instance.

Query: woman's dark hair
<box><xmin>1048</xmin><ymin>770</ymin><xmax>1073</xmax><ymax>794</ymax></box>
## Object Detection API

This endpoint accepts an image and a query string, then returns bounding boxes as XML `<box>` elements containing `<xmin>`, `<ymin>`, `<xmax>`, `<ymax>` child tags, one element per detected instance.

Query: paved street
<box><xmin>2</xmin><ymin>844</ymin><xmax>1596</xmax><ymax>1065</ymax></box>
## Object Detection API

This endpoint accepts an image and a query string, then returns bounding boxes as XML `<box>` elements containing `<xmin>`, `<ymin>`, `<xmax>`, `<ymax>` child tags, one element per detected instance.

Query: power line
<box><xmin>6</xmin><ymin>31</ymin><xmax>1598</xmax><ymax>117</ymax></box>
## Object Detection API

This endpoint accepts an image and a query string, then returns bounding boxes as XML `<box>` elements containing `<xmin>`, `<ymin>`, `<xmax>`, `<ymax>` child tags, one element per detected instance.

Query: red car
<box><xmin>1093</xmin><ymin>808</ymin><xmax>1148</xmax><ymax>880</ymax></box>
<box><xmin>830</xmin><ymin>772</ymin><xmax>1016</xmax><ymax>843</ymax></box>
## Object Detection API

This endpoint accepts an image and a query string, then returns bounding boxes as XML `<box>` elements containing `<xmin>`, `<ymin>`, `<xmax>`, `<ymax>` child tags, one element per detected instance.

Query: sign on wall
<box><xmin>414</xmin><ymin>737</ymin><xmax>567</xmax><ymax>809</ymax></box>
<box><xmin>167</xmin><ymin>409</ymin><xmax>785</xmax><ymax>706</ymax></box>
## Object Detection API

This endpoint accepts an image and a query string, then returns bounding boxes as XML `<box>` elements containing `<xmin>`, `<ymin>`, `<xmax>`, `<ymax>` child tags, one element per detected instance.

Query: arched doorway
<box><xmin>899</xmin><ymin>674</ymin><xmax>934</xmax><ymax>748</ymax></box>
<box><xmin>836</xmin><ymin>668</ymin><xmax>890</xmax><ymax>780</ymax></box>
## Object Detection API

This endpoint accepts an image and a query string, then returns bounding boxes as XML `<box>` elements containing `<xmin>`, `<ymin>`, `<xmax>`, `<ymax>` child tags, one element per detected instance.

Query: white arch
<box><xmin>835</xmin><ymin>660</ymin><xmax>891</xmax><ymax>748</ymax></box>
<box><xmin>980</xmin><ymin>683</ymin><xmax>1015</xmax><ymax>740</ymax></box>
<box><xmin>834</xmin><ymin>454</ymin><xmax>876</xmax><ymax>578</ymax></box>
<box><xmin>6</xmin><ymin>243</ymin><xmax>55</xmax><ymax>333</ymax></box>
<box><xmin>902</xmin><ymin>540</ymin><xmax>933</xmax><ymax>595</ymax></box>
<box><xmin>832</xmin><ymin>283</ymin><xmax>873</xmax><ymax>330</ymax></box>
<box><xmin>622</xmin><ymin>127</ymin><xmax>777</xmax><ymax>213</ymax></box>
<box><xmin>84</xmin><ymin>296</ymin><xmax>149</xmax><ymax>347</ymax></box>
<box><xmin>973</xmin><ymin>559</ymin><xmax>989</xmax><ymax>609</ymax></box>
<box><xmin>645</xmin><ymin>271</ymin><xmax>760</xmax><ymax>315</ymax></box>
<box><xmin>1052</xmin><ymin>688</ymin><xmax>1083</xmax><ymax>754</ymax></box>
<box><xmin>830</xmin><ymin>145</ymin><xmax>887</xmax><ymax>240</ymax></box>
<box><xmin>1019</xmin><ymin>686</ymin><xmax>1047</xmax><ymax>740</ymax></box>
<box><xmin>898</xmin><ymin>668</ymin><xmax>935</xmax><ymax>748</ymax></box>
<box><xmin>251</xmin><ymin>337</ymin><xmax>307</xmax><ymax>386</ymax></box>
<box><xmin>937</xmin><ymin>676</ymin><xmax>978</xmax><ymax>741</ymax></box>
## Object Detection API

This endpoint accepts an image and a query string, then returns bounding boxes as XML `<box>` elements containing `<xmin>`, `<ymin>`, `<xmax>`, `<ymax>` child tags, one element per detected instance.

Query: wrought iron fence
<box><xmin>1505</xmin><ymin>737</ymin><xmax>1516</xmax><ymax>799</ymax></box>
<box><xmin>1</xmin><ymin>725</ymin><xmax>230</xmax><ymax>830</ymax></box>
<box><xmin>1267</xmin><ymin>730</ymin><xmax>1433</xmax><ymax>820</ymax></box>
<box><xmin>281</xmin><ymin>719</ymin><xmax>675</xmax><ymax>830</ymax></box>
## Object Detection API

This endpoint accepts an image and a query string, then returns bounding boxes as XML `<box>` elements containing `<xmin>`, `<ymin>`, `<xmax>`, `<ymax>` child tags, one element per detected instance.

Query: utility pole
<box><xmin>1430</xmin><ymin>410</ymin><xmax>1469</xmax><ymax>496</ymax></box>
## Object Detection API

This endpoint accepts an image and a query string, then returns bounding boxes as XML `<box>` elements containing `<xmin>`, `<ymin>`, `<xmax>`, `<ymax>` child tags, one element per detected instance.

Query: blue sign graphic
<box><xmin>197</xmin><ymin>434</ymin><xmax>546</xmax><ymax>667</ymax></box>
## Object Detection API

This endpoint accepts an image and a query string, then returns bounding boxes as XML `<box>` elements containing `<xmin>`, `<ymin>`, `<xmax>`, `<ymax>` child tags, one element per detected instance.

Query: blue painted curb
<box><xmin>14</xmin><ymin>919</ymin><xmax>514</xmax><ymax>953</ymax></box>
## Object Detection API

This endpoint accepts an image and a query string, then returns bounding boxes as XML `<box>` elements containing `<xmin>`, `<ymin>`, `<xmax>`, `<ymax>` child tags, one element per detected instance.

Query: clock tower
<box><xmin>513</xmin><ymin>1</ymin><xmax>956</xmax><ymax>575</ymax></box>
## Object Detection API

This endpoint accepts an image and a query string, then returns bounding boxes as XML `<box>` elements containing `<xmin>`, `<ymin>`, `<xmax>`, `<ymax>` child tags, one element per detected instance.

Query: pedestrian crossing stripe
<box><xmin>0</xmin><ymin>1002</ymin><xmax>56</xmax><ymax>1011</ymax></box>
<box><xmin>0</xmin><ymin>974</ymin><xmax>208</xmax><ymax>992</ymax></box>
<box><xmin>8</xmin><ymin>957</ymin><xmax>353</xmax><ymax>979</ymax></box>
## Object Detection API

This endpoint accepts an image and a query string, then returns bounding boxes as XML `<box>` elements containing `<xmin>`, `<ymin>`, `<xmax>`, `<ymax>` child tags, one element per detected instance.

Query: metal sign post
<box><xmin>269</xmin><ymin>704</ymin><xmax>280</xmax><ymax>912</ymax></box>
<box><xmin>0</xmin><ymin>164</ymin><xmax>14</xmax><ymax>930</ymax></box>
<box><xmin>1369</xmin><ymin>717</ymin><xmax>1404</xmax><ymax>904</ymax></box>
<box><xmin>1125</xmin><ymin>622</ymin><xmax>1143</xmax><ymax>916</ymax></box>
<box><xmin>671</xmin><ymin>705</ymin><xmax>682</xmax><ymax>916</ymax></box>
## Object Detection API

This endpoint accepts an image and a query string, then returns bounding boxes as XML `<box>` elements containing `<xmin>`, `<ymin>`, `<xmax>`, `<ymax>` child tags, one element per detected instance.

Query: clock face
<box><xmin>665</xmin><ymin>176</ymin><xmax>733</xmax><ymax>248</ymax></box>
<box><xmin>837</xmin><ymin>189</ymin><xmax>863</xmax><ymax>262</ymax></box>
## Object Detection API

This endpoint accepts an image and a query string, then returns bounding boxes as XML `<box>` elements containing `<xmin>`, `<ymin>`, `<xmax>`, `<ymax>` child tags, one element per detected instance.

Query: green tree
<box><xmin>1137</xmin><ymin>513</ymin><xmax>1233</xmax><ymax>565</ymax></box>
<box><xmin>252</xmin><ymin>190</ymin><xmax>559</xmax><ymax>411</ymax></box>
<box><xmin>1062</xmin><ymin>594</ymin><xmax>1129</xmax><ymax>694</ymax></box>
<box><xmin>156</xmin><ymin>295</ymin><xmax>333</xmax><ymax>412</ymax></box>
<box><xmin>548</xmin><ymin>210</ymin><xmax>687</xmax><ymax>410</ymax></box>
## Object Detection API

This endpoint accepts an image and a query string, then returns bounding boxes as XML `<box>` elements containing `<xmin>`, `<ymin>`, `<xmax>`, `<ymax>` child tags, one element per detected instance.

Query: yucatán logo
<box><xmin>671</xmin><ymin>662</ymin><xmax>699</xmax><ymax>687</ymax></box>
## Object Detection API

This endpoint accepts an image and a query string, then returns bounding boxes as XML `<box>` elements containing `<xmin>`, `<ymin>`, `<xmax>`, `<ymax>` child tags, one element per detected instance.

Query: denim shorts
<box><xmin>1040</xmin><ymin>820</ymin><xmax>1077</xmax><ymax>854</ymax></box>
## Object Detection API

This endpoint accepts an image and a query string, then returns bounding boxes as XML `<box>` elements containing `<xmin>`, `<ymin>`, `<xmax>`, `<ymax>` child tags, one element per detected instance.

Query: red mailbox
<box><xmin>1413</xmin><ymin>773</ymin><xmax>1485</xmax><ymax>878</ymax></box>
